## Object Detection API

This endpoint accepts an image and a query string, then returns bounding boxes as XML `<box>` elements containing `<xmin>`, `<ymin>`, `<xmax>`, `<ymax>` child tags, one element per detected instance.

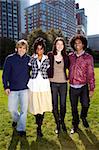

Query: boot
<box><xmin>82</xmin><ymin>118</ymin><xmax>89</xmax><ymax>128</ymax></box>
<box><xmin>37</xmin><ymin>126</ymin><xmax>43</xmax><ymax>137</ymax></box>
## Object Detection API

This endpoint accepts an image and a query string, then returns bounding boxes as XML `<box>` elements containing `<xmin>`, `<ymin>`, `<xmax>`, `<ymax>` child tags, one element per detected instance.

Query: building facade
<box><xmin>76</xmin><ymin>3</ymin><xmax>87</xmax><ymax>35</ymax></box>
<box><xmin>20</xmin><ymin>0</ymin><xmax>30</xmax><ymax>35</ymax></box>
<box><xmin>25</xmin><ymin>0</ymin><xmax>76</xmax><ymax>38</ymax></box>
<box><xmin>0</xmin><ymin>0</ymin><xmax>21</xmax><ymax>41</ymax></box>
<box><xmin>88</xmin><ymin>34</ymin><xmax>99</xmax><ymax>51</ymax></box>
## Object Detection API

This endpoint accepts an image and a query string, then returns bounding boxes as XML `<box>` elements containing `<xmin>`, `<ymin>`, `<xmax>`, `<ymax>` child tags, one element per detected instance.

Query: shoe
<box><xmin>12</xmin><ymin>122</ymin><xmax>17</xmax><ymax>128</ymax></box>
<box><xmin>61</xmin><ymin>122</ymin><xmax>67</xmax><ymax>132</ymax></box>
<box><xmin>54</xmin><ymin>128</ymin><xmax>60</xmax><ymax>134</ymax></box>
<box><xmin>82</xmin><ymin>118</ymin><xmax>89</xmax><ymax>128</ymax></box>
<box><xmin>70</xmin><ymin>127</ymin><xmax>78</xmax><ymax>134</ymax></box>
<box><xmin>37</xmin><ymin>131</ymin><xmax>43</xmax><ymax>137</ymax></box>
<box><xmin>54</xmin><ymin>122</ymin><xmax>60</xmax><ymax>134</ymax></box>
<box><xmin>17</xmin><ymin>131</ymin><xmax>26</xmax><ymax>136</ymax></box>
<box><xmin>70</xmin><ymin>125</ymin><xmax>78</xmax><ymax>134</ymax></box>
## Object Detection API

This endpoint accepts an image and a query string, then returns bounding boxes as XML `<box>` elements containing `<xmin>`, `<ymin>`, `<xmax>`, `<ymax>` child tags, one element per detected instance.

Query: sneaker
<box><xmin>12</xmin><ymin>122</ymin><xmax>17</xmax><ymax>128</ymax></box>
<box><xmin>54</xmin><ymin>122</ymin><xmax>60</xmax><ymax>134</ymax></box>
<box><xmin>82</xmin><ymin>118</ymin><xmax>89</xmax><ymax>128</ymax></box>
<box><xmin>54</xmin><ymin>128</ymin><xmax>59</xmax><ymax>134</ymax></box>
<box><xmin>70</xmin><ymin>127</ymin><xmax>78</xmax><ymax>134</ymax></box>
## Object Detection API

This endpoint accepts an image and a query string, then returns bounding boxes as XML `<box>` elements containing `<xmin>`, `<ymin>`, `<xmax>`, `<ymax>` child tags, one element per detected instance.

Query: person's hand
<box><xmin>46</xmin><ymin>55</ymin><xmax>48</xmax><ymax>59</ymax></box>
<box><xmin>31</xmin><ymin>53</ymin><xmax>35</xmax><ymax>57</ymax></box>
<box><xmin>89</xmin><ymin>91</ymin><xmax>94</xmax><ymax>98</ymax></box>
<box><xmin>5</xmin><ymin>89</ymin><xmax>10</xmax><ymax>95</ymax></box>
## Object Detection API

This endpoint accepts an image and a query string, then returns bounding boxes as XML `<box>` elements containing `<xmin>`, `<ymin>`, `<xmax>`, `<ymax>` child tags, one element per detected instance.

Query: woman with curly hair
<box><xmin>27</xmin><ymin>37</ymin><xmax>52</xmax><ymax>138</ymax></box>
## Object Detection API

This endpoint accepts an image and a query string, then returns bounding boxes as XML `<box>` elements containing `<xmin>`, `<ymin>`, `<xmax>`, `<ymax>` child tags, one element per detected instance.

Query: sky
<box><xmin>76</xmin><ymin>0</ymin><xmax>99</xmax><ymax>35</ymax></box>
<box><xmin>30</xmin><ymin>0</ymin><xmax>99</xmax><ymax>35</ymax></box>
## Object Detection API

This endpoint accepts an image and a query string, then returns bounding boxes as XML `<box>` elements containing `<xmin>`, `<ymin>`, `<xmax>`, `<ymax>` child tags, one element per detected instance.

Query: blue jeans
<box><xmin>8</xmin><ymin>89</ymin><xmax>28</xmax><ymax>131</ymax></box>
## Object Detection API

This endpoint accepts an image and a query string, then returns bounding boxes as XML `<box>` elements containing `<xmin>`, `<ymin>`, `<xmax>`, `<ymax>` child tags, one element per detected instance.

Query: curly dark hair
<box><xmin>33</xmin><ymin>37</ymin><xmax>46</xmax><ymax>53</ymax></box>
<box><xmin>52</xmin><ymin>37</ymin><xmax>67</xmax><ymax>56</ymax></box>
<box><xmin>70</xmin><ymin>34</ymin><xmax>88</xmax><ymax>51</ymax></box>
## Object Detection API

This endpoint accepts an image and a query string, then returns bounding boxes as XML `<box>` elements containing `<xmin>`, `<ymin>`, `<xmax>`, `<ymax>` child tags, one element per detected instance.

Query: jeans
<box><xmin>8</xmin><ymin>89</ymin><xmax>28</xmax><ymax>131</ymax></box>
<box><xmin>69</xmin><ymin>84</ymin><xmax>90</xmax><ymax>127</ymax></box>
<box><xmin>50</xmin><ymin>82</ymin><xmax>67</xmax><ymax>125</ymax></box>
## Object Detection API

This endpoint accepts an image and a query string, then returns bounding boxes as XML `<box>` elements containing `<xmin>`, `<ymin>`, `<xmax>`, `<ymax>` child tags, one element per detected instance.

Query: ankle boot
<box><xmin>82</xmin><ymin>118</ymin><xmax>89</xmax><ymax>128</ymax></box>
<box><xmin>37</xmin><ymin>126</ymin><xmax>43</xmax><ymax>137</ymax></box>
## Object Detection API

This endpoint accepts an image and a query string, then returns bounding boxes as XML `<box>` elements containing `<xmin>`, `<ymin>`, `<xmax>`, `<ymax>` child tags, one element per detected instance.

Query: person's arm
<box><xmin>87</xmin><ymin>56</ymin><xmax>95</xmax><ymax>97</ymax></box>
<box><xmin>67</xmin><ymin>55</ymin><xmax>70</xmax><ymax>69</ymax></box>
<box><xmin>2</xmin><ymin>57</ymin><xmax>11</xmax><ymax>95</ymax></box>
<box><xmin>47</xmin><ymin>52</ymin><xmax>52</xmax><ymax>76</ymax></box>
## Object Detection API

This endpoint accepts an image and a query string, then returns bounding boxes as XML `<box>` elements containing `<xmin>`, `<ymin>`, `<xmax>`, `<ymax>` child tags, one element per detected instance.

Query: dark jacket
<box><xmin>2</xmin><ymin>53</ymin><xmax>30</xmax><ymax>91</ymax></box>
<box><xmin>47</xmin><ymin>51</ymin><xmax>69</xmax><ymax>80</ymax></box>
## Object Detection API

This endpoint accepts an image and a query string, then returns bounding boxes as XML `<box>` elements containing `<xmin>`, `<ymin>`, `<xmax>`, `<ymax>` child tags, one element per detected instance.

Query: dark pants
<box><xmin>69</xmin><ymin>84</ymin><xmax>90</xmax><ymax>128</ymax></box>
<box><xmin>50</xmin><ymin>82</ymin><xmax>67</xmax><ymax>126</ymax></box>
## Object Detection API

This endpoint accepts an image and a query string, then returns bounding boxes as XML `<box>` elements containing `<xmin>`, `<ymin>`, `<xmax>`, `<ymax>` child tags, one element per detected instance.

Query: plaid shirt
<box><xmin>29</xmin><ymin>55</ymin><xmax>50</xmax><ymax>79</ymax></box>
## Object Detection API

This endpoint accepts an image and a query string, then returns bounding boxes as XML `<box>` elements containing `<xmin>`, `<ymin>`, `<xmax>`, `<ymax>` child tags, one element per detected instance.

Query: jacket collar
<box><xmin>75</xmin><ymin>50</ymin><xmax>85</xmax><ymax>57</ymax></box>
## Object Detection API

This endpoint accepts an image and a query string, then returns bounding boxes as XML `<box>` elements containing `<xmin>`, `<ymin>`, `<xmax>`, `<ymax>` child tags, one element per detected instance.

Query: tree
<box><xmin>27</xmin><ymin>28</ymin><xmax>51</xmax><ymax>55</ymax></box>
<box><xmin>0</xmin><ymin>37</ymin><xmax>15</xmax><ymax>68</ymax></box>
<box><xmin>47</xmin><ymin>28</ymin><xmax>64</xmax><ymax>42</ymax></box>
<box><xmin>27</xmin><ymin>28</ymin><xmax>65</xmax><ymax>54</ymax></box>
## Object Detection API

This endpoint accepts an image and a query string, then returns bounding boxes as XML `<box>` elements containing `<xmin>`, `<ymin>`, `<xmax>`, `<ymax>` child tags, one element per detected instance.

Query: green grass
<box><xmin>0</xmin><ymin>69</ymin><xmax>99</xmax><ymax>150</ymax></box>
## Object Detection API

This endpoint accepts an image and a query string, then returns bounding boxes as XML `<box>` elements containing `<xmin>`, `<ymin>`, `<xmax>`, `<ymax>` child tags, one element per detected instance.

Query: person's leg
<box><xmin>8</xmin><ymin>91</ymin><xmax>19</xmax><ymax>127</ymax></box>
<box><xmin>50</xmin><ymin>82</ymin><xmax>60</xmax><ymax>133</ymax></box>
<box><xmin>69</xmin><ymin>87</ymin><xmax>80</xmax><ymax>133</ymax></box>
<box><xmin>59</xmin><ymin>83</ymin><xmax>67</xmax><ymax>132</ymax></box>
<box><xmin>16</xmin><ymin>89</ymin><xmax>28</xmax><ymax>133</ymax></box>
<box><xmin>35</xmin><ymin>113</ymin><xmax>44</xmax><ymax>137</ymax></box>
<box><xmin>80</xmin><ymin>84</ymin><xmax>90</xmax><ymax>128</ymax></box>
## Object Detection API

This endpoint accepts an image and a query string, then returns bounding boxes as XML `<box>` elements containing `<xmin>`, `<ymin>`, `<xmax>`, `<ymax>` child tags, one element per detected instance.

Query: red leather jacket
<box><xmin>69</xmin><ymin>52</ymin><xmax>95</xmax><ymax>91</ymax></box>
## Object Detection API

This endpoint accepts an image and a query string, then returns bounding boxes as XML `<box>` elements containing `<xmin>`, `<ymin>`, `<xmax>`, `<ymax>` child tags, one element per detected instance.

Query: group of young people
<box><xmin>2</xmin><ymin>34</ymin><xmax>95</xmax><ymax>138</ymax></box>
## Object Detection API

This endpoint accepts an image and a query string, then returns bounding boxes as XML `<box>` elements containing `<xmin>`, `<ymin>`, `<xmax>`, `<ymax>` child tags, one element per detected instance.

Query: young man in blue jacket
<box><xmin>2</xmin><ymin>39</ymin><xmax>30</xmax><ymax>136</ymax></box>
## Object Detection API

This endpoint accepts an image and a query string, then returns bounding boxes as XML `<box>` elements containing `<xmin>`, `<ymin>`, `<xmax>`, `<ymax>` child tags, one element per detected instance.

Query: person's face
<box><xmin>56</xmin><ymin>40</ymin><xmax>64</xmax><ymax>52</ymax></box>
<box><xmin>74</xmin><ymin>39</ymin><xmax>84</xmax><ymax>52</ymax></box>
<box><xmin>36</xmin><ymin>45</ymin><xmax>44</xmax><ymax>56</ymax></box>
<box><xmin>17</xmin><ymin>45</ymin><xmax>27</xmax><ymax>56</ymax></box>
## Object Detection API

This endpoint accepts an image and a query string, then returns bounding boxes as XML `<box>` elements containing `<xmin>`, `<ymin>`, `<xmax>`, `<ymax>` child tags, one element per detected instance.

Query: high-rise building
<box><xmin>76</xmin><ymin>3</ymin><xmax>87</xmax><ymax>35</ymax></box>
<box><xmin>25</xmin><ymin>0</ymin><xmax>76</xmax><ymax>38</ymax></box>
<box><xmin>88</xmin><ymin>34</ymin><xmax>99</xmax><ymax>51</ymax></box>
<box><xmin>20</xmin><ymin>0</ymin><xmax>30</xmax><ymax>34</ymax></box>
<box><xmin>0</xmin><ymin>0</ymin><xmax>21</xmax><ymax>41</ymax></box>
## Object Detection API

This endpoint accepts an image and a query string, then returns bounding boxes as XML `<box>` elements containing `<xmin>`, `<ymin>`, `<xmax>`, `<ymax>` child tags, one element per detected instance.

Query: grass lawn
<box><xmin>0</xmin><ymin>68</ymin><xmax>99</xmax><ymax>150</ymax></box>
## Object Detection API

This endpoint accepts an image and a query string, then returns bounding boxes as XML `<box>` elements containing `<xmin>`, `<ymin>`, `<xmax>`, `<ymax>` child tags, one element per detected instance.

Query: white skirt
<box><xmin>27</xmin><ymin>74</ymin><xmax>52</xmax><ymax>115</ymax></box>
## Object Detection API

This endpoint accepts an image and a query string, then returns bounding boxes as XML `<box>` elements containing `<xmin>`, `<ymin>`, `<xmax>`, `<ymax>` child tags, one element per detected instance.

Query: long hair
<box><xmin>52</xmin><ymin>37</ymin><xmax>67</xmax><ymax>56</ymax></box>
